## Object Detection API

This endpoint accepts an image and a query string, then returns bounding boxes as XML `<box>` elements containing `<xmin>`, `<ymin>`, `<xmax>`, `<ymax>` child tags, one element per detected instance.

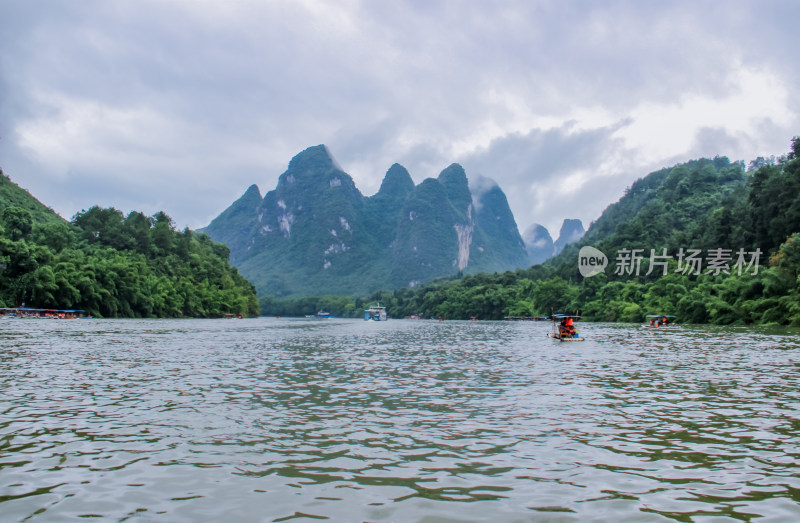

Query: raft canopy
<box><xmin>552</xmin><ymin>314</ymin><xmax>581</xmax><ymax>320</ymax></box>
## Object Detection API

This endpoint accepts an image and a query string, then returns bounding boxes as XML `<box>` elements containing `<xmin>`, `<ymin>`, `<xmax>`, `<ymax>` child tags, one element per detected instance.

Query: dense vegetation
<box><xmin>263</xmin><ymin>137</ymin><xmax>800</xmax><ymax>325</ymax></box>
<box><xmin>0</xmin><ymin>172</ymin><xmax>259</xmax><ymax>318</ymax></box>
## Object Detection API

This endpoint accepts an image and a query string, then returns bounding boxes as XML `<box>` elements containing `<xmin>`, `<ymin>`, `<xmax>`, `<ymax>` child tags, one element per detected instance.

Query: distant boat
<box><xmin>0</xmin><ymin>307</ymin><xmax>90</xmax><ymax>319</ymax></box>
<box><xmin>316</xmin><ymin>310</ymin><xmax>333</xmax><ymax>318</ymax></box>
<box><xmin>642</xmin><ymin>314</ymin><xmax>681</xmax><ymax>329</ymax></box>
<box><xmin>364</xmin><ymin>304</ymin><xmax>387</xmax><ymax>321</ymax></box>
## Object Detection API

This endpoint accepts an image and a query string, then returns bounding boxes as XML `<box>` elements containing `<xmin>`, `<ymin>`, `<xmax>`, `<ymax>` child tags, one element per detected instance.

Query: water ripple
<box><xmin>1</xmin><ymin>318</ymin><xmax>798</xmax><ymax>521</ymax></box>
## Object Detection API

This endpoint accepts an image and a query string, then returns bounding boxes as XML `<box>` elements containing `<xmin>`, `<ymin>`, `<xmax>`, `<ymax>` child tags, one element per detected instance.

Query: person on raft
<box><xmin>559</xmin><ymin>317</ymin><xmax>578</xmax><ymax>338</ymax></box>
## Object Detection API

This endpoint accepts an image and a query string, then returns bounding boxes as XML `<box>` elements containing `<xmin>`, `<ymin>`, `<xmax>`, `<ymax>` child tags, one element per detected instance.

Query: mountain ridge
<box><xmin>203</xmin><ymin>145</ymin><xmax>536</xmax><ymax>299</ymax></box>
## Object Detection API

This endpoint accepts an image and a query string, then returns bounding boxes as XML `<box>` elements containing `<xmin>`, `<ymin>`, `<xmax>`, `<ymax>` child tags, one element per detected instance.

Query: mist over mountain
<box><xmin>522</xmin><ymin>219</ymin><xmax>586</xmax><ymax>264</ymax></box>
<box><xmin>201</xmin><ymin>145</ymin><xmax>530</xmax><ymax>298</ymax></box>
<box><xmin>523</xmin><ymin>223</ymin><xmax>554</xmax><ymax>264</ymax></box>
<box><xmin>553</xmin><ymin>218</ymin><xmax>586</xmax><ymax>255</ymax></box>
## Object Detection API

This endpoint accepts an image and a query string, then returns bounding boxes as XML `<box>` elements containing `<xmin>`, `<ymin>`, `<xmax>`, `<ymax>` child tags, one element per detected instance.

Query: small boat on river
<box><xmin>549</xmin><ymin>313</ymin><xmax>584</xmax><ymax>341</ymax></box>
<box><xmin>641</xmin><ymin>314</ymin><xmax>681</xmax><ymax>329</ymax></box>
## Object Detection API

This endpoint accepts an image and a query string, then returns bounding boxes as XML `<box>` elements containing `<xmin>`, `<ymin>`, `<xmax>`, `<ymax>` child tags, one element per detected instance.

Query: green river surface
<box><xmin>1</xmin><ymin>318</ymin><xmax>799</xmax><ymax>522</ymax></box>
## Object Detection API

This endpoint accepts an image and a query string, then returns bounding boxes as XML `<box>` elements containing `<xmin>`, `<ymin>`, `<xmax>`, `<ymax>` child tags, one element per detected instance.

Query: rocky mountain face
<box><xmin>201</xmin><ymin>145</ymin><xmax>530</xmax><ymax>298</ymax></box>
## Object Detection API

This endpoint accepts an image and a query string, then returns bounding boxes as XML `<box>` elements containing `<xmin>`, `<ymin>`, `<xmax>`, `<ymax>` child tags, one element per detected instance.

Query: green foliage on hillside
<box><xmin>0</xmin><ymin>169</ymin><xmax>65</xmax><ymax>225</ymax></box>
<box><xmin>198</xmin><ymin>184</ymin><xmax>262</xmax><ymax>263</ymax></box>
<box><xmin>312</xmin><ymin>137</ymin><xmax>800</xmax><ymax>325</ymax></box>
<box><xmin>472</xmin><ymin>184</ymin><xmax>529</xmax><ymax>270</ymax></box>
<box><xmin>390</xmin><ymin>178</ymin><xmax>461</xmax><ymax>286</ymax></box>
<box><xmin>363</xmin><ymin>163</ymin><xmax>416</xmax><ymax>249</ymax></box>
<box><xmin>0</xmin><ymin>172</ymin><xmax>258</xmax><ymax>317</ymax></box>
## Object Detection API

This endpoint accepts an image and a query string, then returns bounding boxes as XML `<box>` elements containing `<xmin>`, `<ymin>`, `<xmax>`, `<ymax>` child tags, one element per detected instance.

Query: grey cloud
<box><xmin>458</xmin><ymin>122</ymin><xmax>630</xmax><ymax>232</ymax></box>
<box><xmin>0</xmin><ymin>0</ymin><xmax>798</xmax><ymax>232</ymax></box>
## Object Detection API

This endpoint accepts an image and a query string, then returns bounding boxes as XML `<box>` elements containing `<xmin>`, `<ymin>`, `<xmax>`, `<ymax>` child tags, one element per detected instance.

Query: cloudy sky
<box><xmin>1</xmin><ymin>0</ymin><xmax>798</xmax><ymax>237</ymax></box>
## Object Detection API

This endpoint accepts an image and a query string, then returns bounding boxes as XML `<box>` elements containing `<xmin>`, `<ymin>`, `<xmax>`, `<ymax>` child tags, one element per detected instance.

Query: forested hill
<box><xmin>544</xmin><ymin>143</ymin><xmax>800</xmax><ymax>325</ymax></box>
<box><xmin>282</xmin><ymin>137</ymin><xmax>800</xmax><ymax>325</ymax></box>
<box><xmin>547</xmin><ymin>155</ymin><xmax>748</xmax><ymax>277</ymax></box>
<box><xmin>0</xmin><ymin>171</ymin><xmax>259</xmax><ymax>318</ymax></box>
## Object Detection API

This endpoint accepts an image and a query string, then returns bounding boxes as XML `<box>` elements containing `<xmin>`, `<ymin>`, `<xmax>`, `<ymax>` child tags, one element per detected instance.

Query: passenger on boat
<box><xmin>565</xmin><ymin>317</ymin><xmax>577</xmax><ymax>337</ymax></box>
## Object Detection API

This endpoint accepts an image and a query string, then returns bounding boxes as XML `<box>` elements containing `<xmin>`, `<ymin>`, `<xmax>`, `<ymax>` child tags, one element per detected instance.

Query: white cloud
<box><xmin>615</xmin><ymin>66</ymin><xmax>794</xmax><ymax>162</ymax></box>
<box><xmin>17</xmin><ymin>93</ymin><xmax>174</xmax><ymax>170</ymax></box>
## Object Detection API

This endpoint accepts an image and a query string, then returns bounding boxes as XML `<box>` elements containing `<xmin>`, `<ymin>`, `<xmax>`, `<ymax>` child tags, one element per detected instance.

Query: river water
<box><xmin>1</xmin><ymin>318</ymin><xmax>799</xmax><ymax>522</ymax></box>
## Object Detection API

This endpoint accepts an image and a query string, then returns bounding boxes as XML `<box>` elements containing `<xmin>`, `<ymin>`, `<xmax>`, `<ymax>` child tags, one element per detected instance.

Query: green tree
<box><xmin>1</xmin><ymin>207</ymin><xmax>33</xmax><ymax>241</ymax></box>
<box><xmin>533</xmin><ymin>277</ymin><xmax>578</xmax><ymax>315</ymax></box>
